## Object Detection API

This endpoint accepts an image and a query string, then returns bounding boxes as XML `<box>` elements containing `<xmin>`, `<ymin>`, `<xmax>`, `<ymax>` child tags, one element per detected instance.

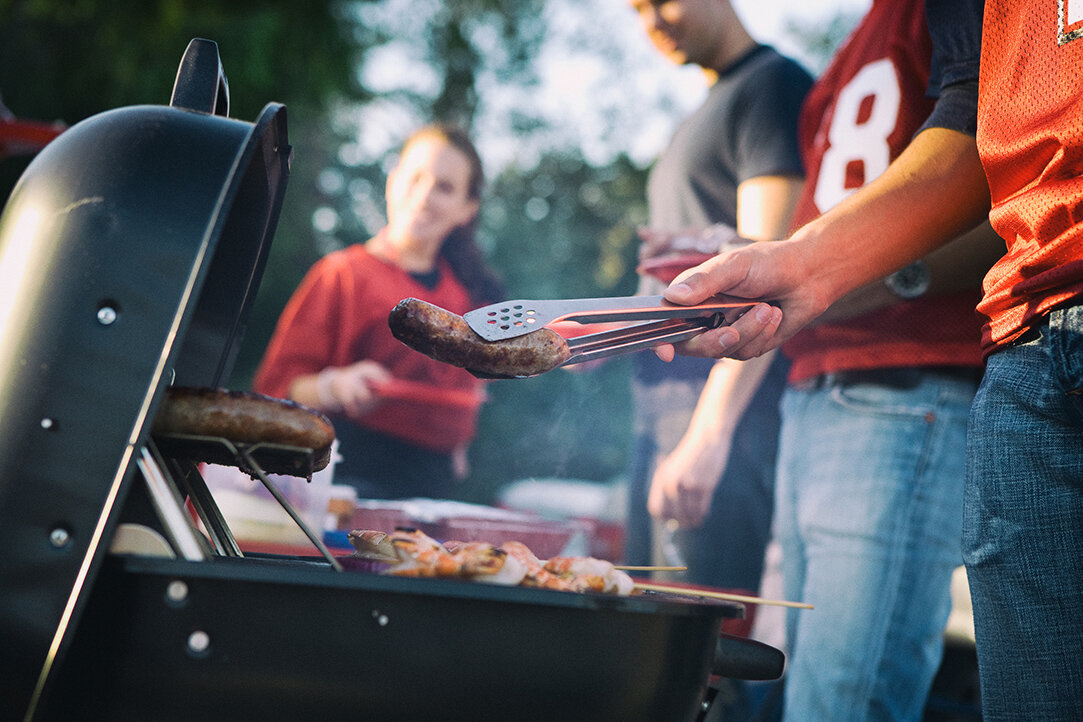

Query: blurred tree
<box><xmin>785</xmin><ymin>10</ymin><xmax>866</xmax><ymax>74</ymax></box>
<box><xmin>0</xmin><ymin>0</ymin><xmax>355</xmax><ymax>196</ymax></box>
<box><xmin>0</xmin><ymin>0</ymin><xmax>353</xmax><ymax>119</ymax></box>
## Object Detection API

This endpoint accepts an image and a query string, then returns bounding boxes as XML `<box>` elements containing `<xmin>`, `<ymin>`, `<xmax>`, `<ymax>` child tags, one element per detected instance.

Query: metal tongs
<box><xmin>463</xmin><ymin>294</ymin><xmax>756</xmax><ymax>368</ymax></box>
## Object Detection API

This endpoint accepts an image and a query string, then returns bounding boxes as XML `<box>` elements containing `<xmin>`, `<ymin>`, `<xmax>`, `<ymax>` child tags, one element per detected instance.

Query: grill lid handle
<box><xmin>170</xmin><ymin>38</ymin><xmax>230</xmax><ymax>117</ymax></box>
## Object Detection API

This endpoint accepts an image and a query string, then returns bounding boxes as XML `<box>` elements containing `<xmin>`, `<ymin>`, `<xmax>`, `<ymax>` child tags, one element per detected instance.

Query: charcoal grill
<box><xmin>0</xmin><ymin>40</ymin><xmax>782</xmax><ymax>721</ymax></box>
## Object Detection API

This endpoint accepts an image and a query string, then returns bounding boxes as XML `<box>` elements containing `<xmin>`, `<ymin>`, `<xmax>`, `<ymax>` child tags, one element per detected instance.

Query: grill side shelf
<box><xmin>147</xmin><ymin>434</ymin><xmax>342</xmax><ymax>571</ymax></box>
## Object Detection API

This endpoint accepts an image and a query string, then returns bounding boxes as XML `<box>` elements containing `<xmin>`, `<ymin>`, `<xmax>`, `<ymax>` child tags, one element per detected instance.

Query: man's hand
<box><xmin>647</xmin><ymin>438</ymin><xmax>727</xmax><ymax>528</ymax></box>
<box><xmin>655</xmin><ymin>238</ymin><xmax>831</xmax><ymax>360</ymax></box>
<box><xmin>645</xmin><ymin>352</ymin><xmax>773</xmax><ymax>527</ymax></box>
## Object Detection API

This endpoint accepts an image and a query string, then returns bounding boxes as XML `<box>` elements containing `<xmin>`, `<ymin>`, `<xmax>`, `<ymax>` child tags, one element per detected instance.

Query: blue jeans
<box><xmin>965</xmin><ymin>305</ymin><xmax>1083</xmax><ymax>721</ymax></box>
<box><xmin>776</xmin><ymin>369</ymin><xmax>976</xmax><ymax>721</ymax></box>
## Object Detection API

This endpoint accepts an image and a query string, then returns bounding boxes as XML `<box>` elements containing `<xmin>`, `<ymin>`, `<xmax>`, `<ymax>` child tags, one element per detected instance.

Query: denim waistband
<box><xmin>791</xmin><ymin>365</ymin><xmax>984</xmax><ymax>392</ymax></box>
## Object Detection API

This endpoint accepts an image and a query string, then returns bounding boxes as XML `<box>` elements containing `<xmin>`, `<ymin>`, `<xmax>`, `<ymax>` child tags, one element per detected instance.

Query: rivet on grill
<box><xmin>166</xmin><ymin>580</ymin><xmax>189</xmax><ymax>604</ymax></box>
<box><xmin>40</xmin><ymin>417</ymin><xmax>55</xmax><ymax>430</ymax></box>
<box><xmin>96</xmin><ymin>305</ymin><xmax>118</xmax><ymax>325</ymax></box>
<box><xmin>49</xmin><ymin>527</ymin><xmax>70</xmax><ymax>548</ymax></box>
<box><xmin>372</xmin><ymin>610</ymin><xmax>389</xmax><ymax>627</ymax></box>
<box><xmin>187</xmin><ymin>630</ymin><xmax>211</xmax><ymax>655</ymax></box>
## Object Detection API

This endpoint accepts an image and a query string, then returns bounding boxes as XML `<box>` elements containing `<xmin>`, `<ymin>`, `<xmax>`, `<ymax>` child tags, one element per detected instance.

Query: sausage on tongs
<box><xmin>389</xmin><ymin>295</ymin><xmax>754</xmax><ymax>379</ymax></box>
<box><xmin>388</xmin><ymin>298</ymin><xmax>571</xmax><ymax>378</ymax></box>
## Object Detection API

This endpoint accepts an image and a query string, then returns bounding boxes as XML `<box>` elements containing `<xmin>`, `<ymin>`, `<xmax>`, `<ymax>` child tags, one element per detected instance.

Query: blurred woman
<box><xmin>253</xmin><ymin>124</ymin><xmax>504</xmax><ymax>499</ymax></box>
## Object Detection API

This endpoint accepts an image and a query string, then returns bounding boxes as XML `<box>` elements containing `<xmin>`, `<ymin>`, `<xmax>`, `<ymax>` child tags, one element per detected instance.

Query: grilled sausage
<box><xmin>388</xmin><ymin>298</ymin><xmax>570</xmax><ymax>378</ymax></box>
<box><xmin>152</xmin><ymin>387</ymin><xmax>336</xmax><ymax>470</ymax></box>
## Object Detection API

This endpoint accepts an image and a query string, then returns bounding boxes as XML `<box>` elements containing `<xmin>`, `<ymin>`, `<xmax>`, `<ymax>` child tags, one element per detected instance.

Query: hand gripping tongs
<box><xmin>463</xmin><ymin>294</ymin><xmax>757</xmax><ymax>369</ymax></box>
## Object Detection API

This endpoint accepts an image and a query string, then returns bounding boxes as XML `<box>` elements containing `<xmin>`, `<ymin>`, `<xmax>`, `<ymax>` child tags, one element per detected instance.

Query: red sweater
<box><xmin>253</xmin><ymin>242</ymin><xmax>484</xmax><ymax>453</ymax></box>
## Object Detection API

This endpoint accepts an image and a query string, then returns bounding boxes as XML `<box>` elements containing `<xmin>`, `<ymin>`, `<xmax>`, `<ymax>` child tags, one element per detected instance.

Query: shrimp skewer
<box><xmin>384</xmin><ymin>528</ymin><xmax>462</xmax><ymax>577</ymax></box>
<box><xmin>346</xmin><ymin>529</ymin><xmax>398</xmax><ymax>562</ymax></box>
<box><xmin>453</xmin><ymin>541</ymin><xmax>528</xmax><ymax>585</ymax></box>
<box><xmin>345</xmin><ymin>528</ymin><xmax>634</xmax><ymax>595</ymax></box>
<box><xmin>545</xmin><ymin>556</ymin><xmax>635</xmax><ymax>595</ymax></box>
<box><xmin>499</xmin><ymin>541</ymin><xmax>576</xmax><ymax>591</ymax></box>
<box><xmin>380</xmin><ymin>529</ymin><xmax>527</xmax><ymax>584</ymax></box>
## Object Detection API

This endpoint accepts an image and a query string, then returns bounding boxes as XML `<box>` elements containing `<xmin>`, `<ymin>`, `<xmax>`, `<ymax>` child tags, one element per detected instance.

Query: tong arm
<box><xmin>559</xmin><ymin>315</ymin><xmax>724</xmax><ymax>368</ymax></box>
<box><xmin>464</xmin><ymin>294</ymin><xmax>752</xmax><ymax>341</ymax></box>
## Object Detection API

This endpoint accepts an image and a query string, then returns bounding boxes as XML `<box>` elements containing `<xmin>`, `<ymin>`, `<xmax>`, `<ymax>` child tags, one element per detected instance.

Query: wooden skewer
<box><xmin>613</xmin><ymin>564</ymin><xmax>688</xmax><ymax>572</ymax></box>
<box><xmin>633</xmin><ymin>582</ymin><xmax>815</xmax><ymax>610</ymax></box>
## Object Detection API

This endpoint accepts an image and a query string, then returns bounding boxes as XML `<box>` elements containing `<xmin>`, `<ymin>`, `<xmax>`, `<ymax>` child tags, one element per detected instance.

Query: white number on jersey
<box><xmin>814</xmin><ymin>58</ymin><xmax>901</xmax><ymax>212</ymax></box>
<box><xmin>1059</xmin><ymin>0</ymin><xmax>1083</xmax><ymax>44</ymax></box>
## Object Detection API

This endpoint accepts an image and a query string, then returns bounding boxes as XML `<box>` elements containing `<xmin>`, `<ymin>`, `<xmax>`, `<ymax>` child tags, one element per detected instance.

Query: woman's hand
<box><xmin>317</xmin><ymin>360</ymin><xmax>393</xmax><ymax>417</ymax></box>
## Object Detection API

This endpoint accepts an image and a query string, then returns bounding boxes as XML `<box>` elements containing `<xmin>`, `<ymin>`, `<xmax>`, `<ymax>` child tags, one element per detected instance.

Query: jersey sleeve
<box><xmin>920</xmin><ymin>0</ymin><xmax>982</xmax><ymax>135</ymax></box>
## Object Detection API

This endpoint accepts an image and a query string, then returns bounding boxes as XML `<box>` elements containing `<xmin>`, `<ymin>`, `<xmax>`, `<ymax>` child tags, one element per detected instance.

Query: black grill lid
<box><xmin>0</xmin><ymin>39</ymin><xmax>291</xmax><ymax>715</ymax></box>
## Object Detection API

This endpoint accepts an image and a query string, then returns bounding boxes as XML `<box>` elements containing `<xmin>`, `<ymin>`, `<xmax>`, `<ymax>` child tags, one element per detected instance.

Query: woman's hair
<box><xmin>402</xmin><ymin>124</ymin><xmax>506</xmax><ymax>306</ymax></box>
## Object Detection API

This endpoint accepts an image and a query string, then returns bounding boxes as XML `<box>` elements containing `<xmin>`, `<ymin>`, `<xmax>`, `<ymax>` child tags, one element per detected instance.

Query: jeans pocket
<box><xmin>828</xmin><ymin>381</ymin><xmax>936</xmax><ymax>419</ymax></box>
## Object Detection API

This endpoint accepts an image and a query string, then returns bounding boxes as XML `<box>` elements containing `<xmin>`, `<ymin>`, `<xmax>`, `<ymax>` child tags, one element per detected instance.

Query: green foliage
<box><xmin>0</xmin><ymin>0</ymin><xmax>359</xmax><ymax>323</ymax></box>
<box><xmin>0</xmin><ymin>0</ymin><xmax>353</xmax><ymax>121</ymax></box>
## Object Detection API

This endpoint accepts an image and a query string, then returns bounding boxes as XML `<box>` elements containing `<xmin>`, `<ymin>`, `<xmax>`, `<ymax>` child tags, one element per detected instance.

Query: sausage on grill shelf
<box><xmin>152</xmin><ymin>387</ymin><xmax>336</xmax><ymax>470</ymax></box>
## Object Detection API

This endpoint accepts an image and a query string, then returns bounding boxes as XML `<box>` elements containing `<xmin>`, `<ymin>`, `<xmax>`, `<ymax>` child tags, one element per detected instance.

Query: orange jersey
<box><xmin>975</xmin><ymin>0</ymin><xmax>1083</xmax><ymax>353</ymax></box>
